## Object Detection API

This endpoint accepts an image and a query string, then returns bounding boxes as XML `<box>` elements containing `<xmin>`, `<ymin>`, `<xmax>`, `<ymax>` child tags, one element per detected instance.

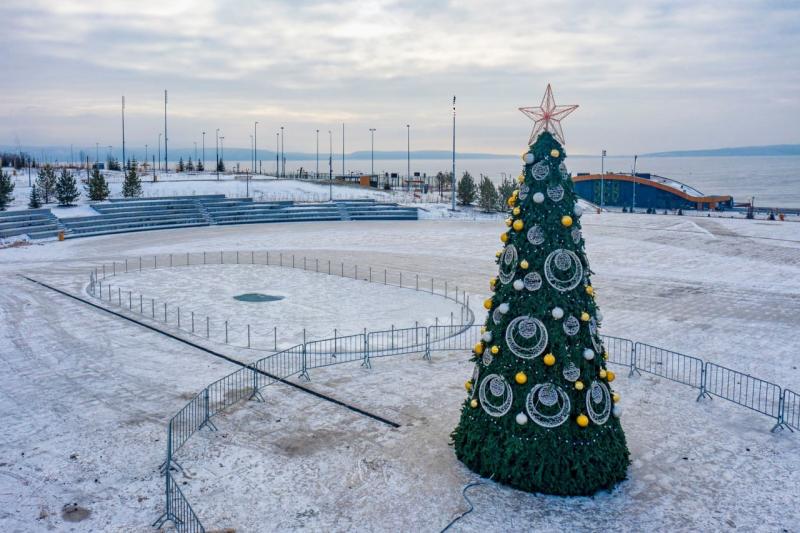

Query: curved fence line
<box><xmin>82</xmin><ymin>252</ymin><xmax>797</xmax><ymax>532</ymax></box>
<box><xmin>88</xmin><ymin>250</ymin><xmax>474</xmax><ymax>352</ymax></box>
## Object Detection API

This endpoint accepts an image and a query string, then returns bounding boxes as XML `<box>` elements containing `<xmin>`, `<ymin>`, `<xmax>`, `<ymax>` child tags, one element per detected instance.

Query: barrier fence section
<box><xmin>91</xmin><ymin>250</ymin><xmax>475</xmax><ymax>353</ymax></box>
<box><xmin>83</xmin><ymin>251</ymin><xmax>799</xmax><ymax>531</ymax></box>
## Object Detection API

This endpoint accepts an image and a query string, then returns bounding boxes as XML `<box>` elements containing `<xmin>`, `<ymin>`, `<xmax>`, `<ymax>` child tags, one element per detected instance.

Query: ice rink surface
<box><xmin>1</xmin><ymin>211</ymin><xmax>799</xmax><ymax>531</ymax></box>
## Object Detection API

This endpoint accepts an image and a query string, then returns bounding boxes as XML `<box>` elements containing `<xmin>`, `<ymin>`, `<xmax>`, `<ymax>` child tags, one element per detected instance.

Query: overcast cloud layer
<box><xmin>1</xmin><ymin>0</ymin><xmax>798</xmax><ymax>155</ymax></box>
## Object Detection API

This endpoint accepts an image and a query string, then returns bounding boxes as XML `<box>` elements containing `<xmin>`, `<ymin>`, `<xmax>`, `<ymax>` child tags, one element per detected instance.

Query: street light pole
<box><xmin>632</xmin><ymin>154</ymin><xmax>638</xmax><ymax>212</ymax></box>
<box><xmin>328</xmin><ymin>130</ymin><xmax>333</xmax><ymax>200</ymax></box>
<box><xmin>202</xmin><ymin>131</ymin><xmax>206</xmax><ymax>172</ymax></box>
<box><xmin>341</xmin><ymin>123</ymin><xmax>345</xmax><ymax>179</ymax></box>
<box><xmin>315</xmin><ymin>129</ymin><xmax>319</xmax><ymax>178</ymax></box>
<box><xmin>121</xmin><ymin>95</ymin><xmax>126</xmax><ymax>170</ymax></box>
<box><xmin>254</xmin><ymin>121</ymin><xmax>259</xmax><ymax>175</ymax></box>
<box><xmin>163</xmin><ymin>89</ymin><xmax>168</xmax><ymax>173</ymax></box>
<box><xmin>369</xmin><ymin>128</ymin><xmax>376</xmax><ymax>179</ymax></box>
<box><xmin>280</xmin><ymin>126</ymin><xmax>284</xmax><ymax>178</ymax></box>
<box><xmin>601</xmin><ymin>149</ymin><xmax>606</xmax><ymax>210</ymax></box>
<box><xmin>451</xmin><ymin>96</ymin><xmax>456</xmax><ymax>210</ymax></box>
<box><xmin>406</xmin><ymin>124</ymin><xmax>410</xmax><ymax>191</ymax></box>
<box><xmin>145</xmin><ymin>144</ymin><xmax>148</xmax><ymax>168</ymax></box>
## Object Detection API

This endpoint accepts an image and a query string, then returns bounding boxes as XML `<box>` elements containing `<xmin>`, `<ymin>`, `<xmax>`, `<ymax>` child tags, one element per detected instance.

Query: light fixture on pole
<box><xmin>601</xmin><ymin>149</ymin><xmax>606</xmax><ymax>210</ymax></box>
<box><xmin>369</xmin><ymin>128</ymin><xmax>376</xmax><ymax>179</ymax></box>
<box><xmin>451</xmin><ymin>96</ymin><xmax>456</xmax><ymax>211</ymax></box>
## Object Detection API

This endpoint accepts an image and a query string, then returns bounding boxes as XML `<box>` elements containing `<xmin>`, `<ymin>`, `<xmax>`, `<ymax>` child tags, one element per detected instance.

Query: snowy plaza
<box><xmin>1</xmin><ymin>211</ymin><xmax>799</xmax><ymax>531</ymax></box>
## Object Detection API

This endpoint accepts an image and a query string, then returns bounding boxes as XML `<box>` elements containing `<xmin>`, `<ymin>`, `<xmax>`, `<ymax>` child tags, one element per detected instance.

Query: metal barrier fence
<box><xmin>85</xmin><ymin>251</ymin><xmax>799</xmax><ymax>531</ymax></box>
<box><xmin>90</xmin><ymin>249</ymin><xmax>475</xmax><ymax>353</ymax></box>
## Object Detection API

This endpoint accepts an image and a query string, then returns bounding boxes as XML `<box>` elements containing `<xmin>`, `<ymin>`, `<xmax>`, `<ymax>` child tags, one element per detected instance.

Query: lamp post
<box><xmin>632</xmin><ymin>154</ymin><xmax>638</xmax><ymax>212</ymax></box>
<box><xmin>254</xmin><ymin>121</ymin><xmax>259</xmax><ymax>175</ymax></box>
<box><xmin>121</xmin><ymin>96</ymin><xmax>126</xmax><ymax>170</ymax></box>
<box><xmin>280</xmin><ymin>126</ymin><xmax>284</xmax><ymax>177</ymax></box>
<box><xmin>406</xmin><ymin>124</ymin><xmax>410</xmax><ymax>191</ymax></box>
<box><xmin>215</xmin><ymin>129</ymin><xmax>220</xmax><ymax>180</ymax></box>
<box><xmin>451</xmin><ymin>96</ymin><xmax>456</xmax><ymax>210</ymax></box>
<box><xmin>601</xmin><ymin>149</ymin><xmax>606</xmax><ymax>210</ymax></box>
<box><xmin>315</xmin><ymin>129</ymin><xmax>319</xmax><ymax>178</ymax></box>
<box><xmin>163</xmin><ymin>89</ymin><xmax>168</xmax><ymax>173</ymax></box>
<box><xmin>341</xmin><ymin>123</ymin><xmax>345</xmax><ymax>179</ymax></box>
<box><xmin>369</xmin><ymin>128</ymin><xmax>376</xmax><ymax>180</ymax></box>
<box><xmin>202</xmin><ymin>131</ymin><xmax>206</xmax><ymax>172</ymax></box>
<box><xmin>145</xmin><ymin>144</ymin><xmax>148</xmax><ymax>168</ymax></box>
<box><xmin>328</xmin><ymin>130</ymin><xmax>333</xmax><ymax>200</ymax></box>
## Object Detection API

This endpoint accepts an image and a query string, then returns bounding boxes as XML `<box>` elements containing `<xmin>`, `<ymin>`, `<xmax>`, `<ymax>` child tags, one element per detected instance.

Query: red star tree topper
<box><xmin>519</xmin><ymin>84</ymin><xmax>579</xmax><ymax>145</ymax></box>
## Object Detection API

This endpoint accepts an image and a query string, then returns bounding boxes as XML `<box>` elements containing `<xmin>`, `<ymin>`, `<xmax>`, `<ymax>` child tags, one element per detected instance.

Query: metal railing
<box><xmin>86</xmin><ymin>251</ymin><xmax>800</xmax><ymax>531</ymax></box>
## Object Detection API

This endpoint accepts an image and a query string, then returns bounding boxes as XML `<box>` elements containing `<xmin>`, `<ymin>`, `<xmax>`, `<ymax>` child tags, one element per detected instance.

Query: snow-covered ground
<box><xmin>1</xmin><ymin>213</ymin><xmax>799</xmax><ymax>531</ymax></box>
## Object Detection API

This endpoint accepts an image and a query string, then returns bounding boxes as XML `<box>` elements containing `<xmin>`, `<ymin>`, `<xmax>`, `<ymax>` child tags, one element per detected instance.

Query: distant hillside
<box><xmin>644</xmin><ymin>144</ymin><xmax>800</xmax><ymax>157</ymax></box>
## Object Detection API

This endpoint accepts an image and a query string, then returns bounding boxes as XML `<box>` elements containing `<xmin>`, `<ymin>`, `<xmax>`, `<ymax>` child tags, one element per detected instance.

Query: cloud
<box><xmin>0</xmin><ymin>0</ymin><xmax>798</xmax><ymax>153</ymax></box>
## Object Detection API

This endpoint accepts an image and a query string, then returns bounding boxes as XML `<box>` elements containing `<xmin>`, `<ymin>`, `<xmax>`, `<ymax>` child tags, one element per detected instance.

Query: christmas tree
<box><xmin>452</xmin><ymin>85</ymin><xmax>629</xmax><ymax>496</ymax></box>
<box><xmin>0</xmin><ymin>169</ymin><xmax>14</xmax><ymax>210</ymax></box>
<box><xmin>86</xmin><ymin>167</ymin><xmax>110</xmax><ymax>201</ymax></box>
<box><xmin>28</xmin><ymin>184</ymin><xmax>42</xmax><ymax>208</ymax></box>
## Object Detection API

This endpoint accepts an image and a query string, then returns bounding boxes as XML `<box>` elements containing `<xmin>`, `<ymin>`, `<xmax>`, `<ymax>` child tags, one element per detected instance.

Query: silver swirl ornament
<box><xmin>526</xmin><ymin>383</ymin><xmax>571</xmax><ymax>428</ymax></box>
<box><xmin>504</xmin><ymin>316</ymin><xmax>548</xmax><ymax>359</ymax></box>
<box><xmin>563</xmin><ymin>315</ymin><xmax>580</xmax><ymax>336</ymax></box>
<box><xmin>571</xmin><ymin>227</ymin><xmax>582</xmax><ymax>244</ymax></box>
<box><xmin>470</xmin><ymin>365</ymin><xmax>480</xmax><ymax>399</ymax></box>
<box><xmin>518</xmin><ymin>183</ymin><xmax>530</xmax><ymax>201</ymax></box>
<box><xmin>544</xmin><ymin>249</ymin><xmax>584</xmax><ymax>292</ymax></box>
<box><xmin>478</xmin><ymin>374</ymin><xmax>513</xmax><ymax>417</ymax></box>
<box><xmin>523</xmin><ymin>272</ymin><xmax>542</xmax><ymax>291</ymax></box>
<box><xmin>559</xmin><ymin>162</ymin><xmax>569</xmax><ymax>180</ymax></box>
<box><xmin>546</xmin><ymin>184</ymin><xmax>564</xmax><ymax>202</ymax></box>
<box><xmin>589</xmin><ymin>318</ymin><xmax>603</xmax><ymax>353</ymax></box>
<box><xmin>527</xmin><ymin>225</ymin><xmax>545</xmax><ymax>245</ymax></box>
<box><xmin>492</xmin><ymin>307</ymin><xmax>504</xmax><ymax>326</ymax></box>
<box><xmin>562</xmin><ymin>361</ymin><xmax>581</xmax><ymax>382</ymax></box>
<box><xmin>586</xmin><ymin>380</ymin><xmax>611</xmax><ymax>425</ymax></box>
<box><xmin>532</xmin><ymin>160</ymin><xmax>549</xmax><ymax>180</ymax></box>
<box><xmin>498</xmin><ymin>244</ymin><xmax>518</xmax><ymax>285</ymax></box>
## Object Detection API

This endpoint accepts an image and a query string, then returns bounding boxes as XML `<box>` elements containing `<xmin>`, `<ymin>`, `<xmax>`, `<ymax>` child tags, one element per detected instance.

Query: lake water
<box><xmin>225</xmin><ymin>155</ymin><xmax>800</xmax><ymax>208</ymax></box>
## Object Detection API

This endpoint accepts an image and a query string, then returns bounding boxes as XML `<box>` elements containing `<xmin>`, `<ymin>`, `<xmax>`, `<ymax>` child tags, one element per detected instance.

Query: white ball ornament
<box><xmin>513</xmin><ymin>279</ymin><xmax>524</xmax><ymax>291</ymax></box>
<box><xmin>583</xmin><ymin>348</ymin><xmax>595</xmax><ymax>360</ymax></box>
<box><xmin>498</xmin><ymin>303</ymin><xmax>510</xmax><ymax>314</ymax></box>
<box><xmin>482</xmin><ymin>332</ymin><xmax>493</xmax><ymax>343</ymax></box>
<box><xmin>596</xmin><ymin>311</ymin><xmax>603</xmax><ymax>322</ymax></box>
<box><xmin>613</xmin><ymin>405</ymin><xmax>623</xmax><ymax>418</ymax></box>
<box><xmin>523</xmin><ymin>153</ymin><xmax>534</xmax><ymax>164</ymax></box>
<box><xmin>551</xmin><ymin>306</ymin><xmax>564</xmax><ymax>320</ymax></box>
<box><xmin>533</xmin><ymin>192</ymin><xmax>545</xmax><ymax>204</ymax></box>
<box><xmin>574</xmin><ymin>204</ymin><xmax>583</xmax><ymax>217</ymax></box>
<box><xmin>515</xmin><ymin>412</ymin><xmax>528</xmax><ymax>425</ymax></box>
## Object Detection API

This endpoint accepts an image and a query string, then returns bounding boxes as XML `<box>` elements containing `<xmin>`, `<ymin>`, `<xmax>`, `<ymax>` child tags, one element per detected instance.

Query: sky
<box><xmin>0</xmin><ymin>0</ymin><xmax>798</xmax><ymax>156</ymax></box>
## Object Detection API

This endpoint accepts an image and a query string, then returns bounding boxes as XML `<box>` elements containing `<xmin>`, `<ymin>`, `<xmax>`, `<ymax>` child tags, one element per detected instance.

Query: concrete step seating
<box><xmin>0</xmin><ymin>208</ymin><xmax>60</xmax><ymax>240</ymax></box>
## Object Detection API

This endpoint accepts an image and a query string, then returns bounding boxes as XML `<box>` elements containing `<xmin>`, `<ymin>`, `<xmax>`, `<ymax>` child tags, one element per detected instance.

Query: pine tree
<box><xmin>186</xmin><ymin>158</ymin><xmax>195</xmax><ymax>171</ymax></box>
<box><xmin>0</xmin><ymin>170</ymin><xmax>14</xmax><ymax>210</ymax></box>
<box><xmin>197</xmin><ymin>160</ymin><xmax>204</xmax><ymax>171</ymax></box>
<box><xmin>478</xmin><ymin>175</ymin><xmax>498</xmax><ymax>212</ymax></box>
<box><xmin>452</xmin><ymin>130</ymin><xmax>629</xmax><ymax>496</ymax></box>
<box><xmin>35</xmin><ymin>164</ymin><xmax>57</xmax><ymax>204</ymax></box>
<box><xmin>86</xmin><ymin>167</ymin><xmax>110</xmax><ymax>201</ymax></box>
<box><xmin>55</xmin><ymin>168</ymin><xmax>80</xmax><ymax>206</ymax></box>
<box><xmin>496</xmin><ymin>176</ymin><xmax>516</xmax><ymax>211</ymax></box>
<box><xmin>177</xmin><ymin>157</ymin><xmax>185</xmax><ymax>172</ymax></box>
<box><xmin>457</xmin><ymin>171</ymin><xmax>477</xmax><ymax>205</ymax></box>
<box><xmin>216</xmin><ymin>158</ymin><xmax>225</xmax><ymax>172</ymax></box>
<box><xmin>28</xmin><ymin>184</ymin><xmax>42</xmax><ymax>208</ymax></box>
<box><xmin>122</xmin><ymin>159</ymin><xmax>142</xmax><ymax>198</ymax></box>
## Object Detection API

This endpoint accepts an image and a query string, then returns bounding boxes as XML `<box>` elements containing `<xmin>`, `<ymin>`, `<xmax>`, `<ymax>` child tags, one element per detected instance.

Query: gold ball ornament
<box><xmin>470</xmin><ymin>399</ymin><xmax>479</xmax><ymax>408</ymax></box>
<box><xmin>520</xmin><ymin>259</ymin><xmax>529</xmax><ymax>270</ymax></box>
<box><xmin>513</xmin><ymin>220</ymin><xmax>524</xmax><ymax>232</ymax></box>
<box><xmin>550</xmin><ymin>149</ymin><xmax>560</xmax><ymax>158</ymax></box>
<box><xmin>507</xmin><ymin>196</ymin><xmax>516</xmax><ymax>207</ymax></box>
<box><xmin>491</xmin><ymin>345</ymin><xmax>500</xmax><ymax>355</ymax></box>
<box><xmin>607</xmin><ymin>370</ymin><xmax>616</xmax><ymax>382</ymax></box>
<box><xmin>612</xmin><ymin>392</ymin><xmax>621</xmax><ymax>403</ymax></box>
<box><xmin>517</xmin><ymin>174</ymin><xmax>525</xmax><ymax>183</ymax></box>
<box><xmin>500</xmin><ymin>232</ymin><xmax>509</xmax><ymax>243</ymax></box>
<box><xmin>515</xmin><ymin>371</ymin><xmax>528</xmax><ymax>385</ymax></box>
<box><xmin>483</xmin><ymin>298</ymin><xmax>493</xmax><ymax>310</ymax></box>
<box><xmin>575</xmin><ymin>380</ymin><xmax>585</xmax><ymax>391</ymax></box>
<box><xmin>585</xmin><ymin>286</ymin><xmax>594</xmax><ymax>296</ymax></box>
<box><xmin>581</xmin><ymin>312</ymin><xmax>590</xmax><ymax>322</ymax></box>
<box><xmin>561</xmin><ymin>215</ymin><xmax>573</xmax><ymax>227</ymax></box>
<box><xmin>599</xmin><ymin>369</ymin><xmax>607</xmax><ymax>379</ymax></box>
<box><xmin>576</xmin><ymin>414</ymin><xmax>589</xmax><ymax>428</ymax></box>
<box><xmin>474</xmin><ymin>342</ymin><xmax>484</xmax><ymax>355</ymax></box>
<box><xmin>465</xmin><ymin>380</ymin><xmax>473</xmax><ymax>392</ymax></box>
<box><xmin>543</xmin><ymin>353</ymin><xmax>556</xmax><ymax>366</ymax></box>
<box><xmin>495</xmin><ymin>250</ymin><xmax>502</xmax><ymax>258</ymax></box>
<box><xmin>512</xmin><ymin>207</ymin><xmax>521</xmax><ymax>216</ymax></box>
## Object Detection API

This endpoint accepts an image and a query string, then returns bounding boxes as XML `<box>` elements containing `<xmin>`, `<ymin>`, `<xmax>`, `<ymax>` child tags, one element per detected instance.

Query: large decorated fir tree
<box><xmin>452</xmin><ymin>85</ymin><xmax>629</xmax><ymax>496</ymax></box>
